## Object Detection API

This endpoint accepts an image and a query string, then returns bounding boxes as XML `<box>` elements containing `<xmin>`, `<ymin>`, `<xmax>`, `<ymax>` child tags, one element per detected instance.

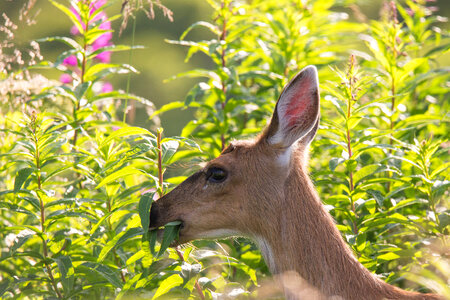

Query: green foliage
<box><xmin>1</xmin><ymin>0</ymin><xmax>449</xmax><ymax>299</ymax></box>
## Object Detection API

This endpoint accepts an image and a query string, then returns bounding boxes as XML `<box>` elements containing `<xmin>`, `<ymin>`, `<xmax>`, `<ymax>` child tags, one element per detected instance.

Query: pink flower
<box><xmin>102</xmin><ymin>82</ymin><xmax>113</xmax><ymax>93</ymax></box>
<box><xmin>70</xmin><ymin>25</ymin><xmax>79</xmax><ymax>35</ymax></box>
<box><xmin>63</xmin><ymin>55</ymin><xmax>77</xmax><ymax>66</ymax></box>
<box><xmin>60</xmin><ymin>74</ymin><xmax>72</xmax><ymax>84</ymax></box>
<box><xmin>94</xmin><ymin>50</ymin><xmax>111</xmax><ymax>63</ymax></box>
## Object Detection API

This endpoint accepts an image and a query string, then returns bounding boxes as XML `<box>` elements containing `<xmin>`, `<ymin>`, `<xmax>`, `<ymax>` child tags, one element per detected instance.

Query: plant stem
<box><xmin>106</xmin><ymin>195</ymin><xmax>127</xmax><ymax>283</ymax></box>
<box><xmin>31</xmin><ymin>121</ymin><xmax>63</xmax><ymax>299</ymax></box>
<box><xmin>346</xmin><ymin>55</ymin><xmax>358</xmax><ymax>235</ymax></box>
<box><xmin>387</xmin><ymin>21</ymin><xmax>399</xmax><ymax>193</ymax></box>
<box><xmin>72</xmin><ymin>16</ymin><xmax>89</xmax><ymax>147</ymax></box>
<box><xmin>123</xmin><ymin>15</ymin><xmax>137</xmax><ymax>123</ymax></box>
<box><xmin>219</xmin><ymin>1</ymin><xmax>228</xmax><ymax>151</ymax></box>
<box><xmin>157</xmin><ymin>128</ymin><xmax>164</xmax><ymax>197</ymax></box>
<box><xmin>157</xmin><ymin>129</ymin><xmax>204</xmax><ymax>299</ymax></box>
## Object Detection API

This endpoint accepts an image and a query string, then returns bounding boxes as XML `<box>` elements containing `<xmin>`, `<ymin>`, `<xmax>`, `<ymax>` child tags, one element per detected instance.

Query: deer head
<box><xmin>149</xmin><ymin>66</ymin><xmax>442</xmax><ymax>300</ymax></box>
<box><xmin>149</xmin><ymin>66</ymin><xmax>319</xmax><ymax>247</ymax></box>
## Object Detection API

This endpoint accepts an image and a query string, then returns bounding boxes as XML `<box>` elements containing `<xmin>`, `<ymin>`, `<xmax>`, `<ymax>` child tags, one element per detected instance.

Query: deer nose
<box><xmin>149</xmin><ymin>201</ymin><xmax>161</xmax><ymax>230</ymax></box>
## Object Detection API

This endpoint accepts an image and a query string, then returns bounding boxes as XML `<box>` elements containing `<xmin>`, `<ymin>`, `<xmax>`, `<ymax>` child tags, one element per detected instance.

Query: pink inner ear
<box><xmin>285</xmin><ymin>84</ymin><xmax>311</xmax><ymax>127</ymax></box>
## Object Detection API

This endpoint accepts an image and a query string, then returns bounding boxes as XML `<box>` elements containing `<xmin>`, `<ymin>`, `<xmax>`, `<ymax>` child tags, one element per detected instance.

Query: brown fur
<box><xmin>149</xmin><ymin>138</ymin><xmax>441</xmax><ymax>300</ymax></box>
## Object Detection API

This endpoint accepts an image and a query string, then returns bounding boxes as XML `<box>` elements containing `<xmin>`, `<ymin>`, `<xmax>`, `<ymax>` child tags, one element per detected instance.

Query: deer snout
<box><xmin>149</xmin><ymin>200</ymin><xmax>163</xmax><ymax>230</ymax></box>
<box><xmin>149</xmin><ymin>196</ymin><xmax>184</xmax><ymax>231</ymax></box>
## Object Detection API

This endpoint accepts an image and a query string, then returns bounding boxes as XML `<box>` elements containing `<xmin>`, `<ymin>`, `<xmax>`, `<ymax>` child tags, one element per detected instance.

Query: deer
<box><xmin>149</xmin><ymin>66</ymin><xmax>442</xmax><ymax>300</ymax></box>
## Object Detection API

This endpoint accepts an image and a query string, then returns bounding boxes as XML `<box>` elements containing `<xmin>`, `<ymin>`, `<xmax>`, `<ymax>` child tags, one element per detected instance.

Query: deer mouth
<box><xmin>149</xmin><ymin>219</ymin><xmax>185</xmax><ymax>246</ymax></box>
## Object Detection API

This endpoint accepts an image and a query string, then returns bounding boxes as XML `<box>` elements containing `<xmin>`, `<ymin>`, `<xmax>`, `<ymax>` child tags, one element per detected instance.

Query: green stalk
<box><xmin>219</xmin><ymin>0</ymin><xmax>228</xmax><ymax>151</ymax></box>
<box><xmin>72</xmin><ymin>11</ymin><xmax>90</xmax><ymax>147</ymax></box>
<box><xmin>345</xmin><ymin>55</ymin><xmax>358</xmax><ymax>235</ymax></box>
<box><xmin>123</xmin><ymin>15</ymin><xmax>137</xmax><ymax>123</ymax></box>
<box><xmin>156</xmin><ymin>128</ymin><xmax>204</xmax><ymax>299</ymax></box>
<box><xmin>31</xmin><ymin>118</ymin><xmax>63</xmax><ymax>299</ymax></box>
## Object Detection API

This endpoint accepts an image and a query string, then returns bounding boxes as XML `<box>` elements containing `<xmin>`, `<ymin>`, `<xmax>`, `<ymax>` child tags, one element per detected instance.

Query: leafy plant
<box><xmin>0</xmin><ymin>0</ymin><xmax>448</xmax><ymax>298</ymax></box>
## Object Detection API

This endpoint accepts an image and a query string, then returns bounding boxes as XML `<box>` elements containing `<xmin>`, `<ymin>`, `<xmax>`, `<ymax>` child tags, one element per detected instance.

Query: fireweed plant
<box><xmin>0</xmin><ymin>0</ymin><xmax>449</xmax><ymax>299</ymax></box>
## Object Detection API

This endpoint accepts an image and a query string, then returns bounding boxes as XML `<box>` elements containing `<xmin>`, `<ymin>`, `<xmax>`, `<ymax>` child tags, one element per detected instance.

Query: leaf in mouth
<box><xmin>146</xmin><ymin>221</ymin><xmax>182</xmax><ymax>257</ymax></box>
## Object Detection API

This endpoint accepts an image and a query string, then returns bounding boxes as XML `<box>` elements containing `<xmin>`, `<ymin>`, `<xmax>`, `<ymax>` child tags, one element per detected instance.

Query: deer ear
<box><xmin>265</xmin><ymin>65</ymin><xmax>320</xmax><ymax>148</ymax></box>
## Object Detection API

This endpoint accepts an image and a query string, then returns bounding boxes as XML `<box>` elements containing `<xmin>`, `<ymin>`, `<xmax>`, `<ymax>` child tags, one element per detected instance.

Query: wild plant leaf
<box><xmin>81</xmin><ymin>262</ymin><xmax>123</xmax><ymax>288</ymax></box>
<box><xmin>100</xmin><ymin>126</ymin><xmax>154</xmax><ymax>148</ymax></box>
<box><xmin>84</xmin><ymin>63</ymin><xmax>138</xmax><ymax>82</ymax></box>
<box><xmin>49</xmin><ymin>0</ymin><xmax>84</xmax><ymax>34</ymax></box>
<box><xmin>14</xmin><ymin>168</ymin><xmax>34</xmax><ymax>192</ymax></box>
<box><xmin>152</xmin><ymin>101</ymin><xmax>185</xmax><ymax>117</ymax></box>
<box><xmin>161</xmin><ymin>140</ymin><xmax>179</xmax><ymax>165</ymax></box>
<box><xmin>74</xmin><ymin>82</ymin><xmax>91</xmax><ymax>100</ymax></box>
<box><xmin>353</xmin><ymin>164</ymin><xmax>382</xmax><ymax>186</ymax></box>
<box><xmin>126</xmin><ymin>250</ymin><xmax>145</xmax><ymax>266</ymax></box>
<box><xmin>9</xmin><ymin>230</ymin><xmax>35</xmax><ymax>254</ymax></box>
<box><xmin>157</xmin><ymin>221</ymin><xmax>182</xmax><ymax>257</ymax></box>
<box><xmin>0</xmin><ymin>202</ymin><xmax>36</xmax><ymax>218</ymax></box>
<box><xmin>37</xmin><ymin>36</ymin><xmax>83</xmax><ymax>52</ymax></box>
<box><xmin>367</xmin><ymin>189</ymin><xmax>384</xmax><ymax>208</ymax></box>
<box><xmin>152</xmin><ymin>274</ymin><xmax>184</xmax><ymax>299</ymax></box>
<box><xmin>139</xmin><ymin>193</ymin><xmax>153</xmax><ymax>233</ymax></box>
<box><xmin>377</xmin><ymin>252</ymin><xmax>400</xmax><ymax>261</ymax></box>
<box><xmin>97</xmin><ymin>227</ymin><xmax>143</xmax><ymax>262</ymax></box>
<box><xmin>329</xmin><ymin>157</ymin><xmax>345</xmax><ymax>172</ymax></box>
<box><xmin>0</xmin><ymin>279</ymin><xmax>9</xmax><ymax>297</ymax></box>
<box><xmin>54</xmin><ymin>256</ymin><xmax>74</xmax><ymax>294</ymax></box>
<box><xmin>96</xmin><ymin>167</ymin><xmax>145</xmax><ymax>189</ymax></box>
<box><xmin>87</xmin><ymin>45</ymin><xmax>144</xmax><ymax>60</ymax></box>
<box><xmin>180</xmin><ymin>21</ymin><xmax>220</xmax><ymax>40</ymax></box>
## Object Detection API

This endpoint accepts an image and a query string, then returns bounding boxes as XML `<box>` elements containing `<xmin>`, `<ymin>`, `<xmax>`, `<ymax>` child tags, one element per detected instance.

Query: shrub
<box><xmin>0</xmin><ymin>0</ymin><xmax>448</xmax><ymax>299</ymax></box>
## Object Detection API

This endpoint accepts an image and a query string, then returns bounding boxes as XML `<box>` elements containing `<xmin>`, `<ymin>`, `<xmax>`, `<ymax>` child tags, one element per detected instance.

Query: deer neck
<box><xmin>253</xmin><ymin>155</ymin><xmax>406</xmax><ymax>300</ymax></box>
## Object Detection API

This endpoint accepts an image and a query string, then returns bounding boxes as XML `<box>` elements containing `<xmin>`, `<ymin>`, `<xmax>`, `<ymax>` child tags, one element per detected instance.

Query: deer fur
<box><xmin>149</xmin><ymin>66</ymin><xmax>441</xmax><ymax>300</ymax></box>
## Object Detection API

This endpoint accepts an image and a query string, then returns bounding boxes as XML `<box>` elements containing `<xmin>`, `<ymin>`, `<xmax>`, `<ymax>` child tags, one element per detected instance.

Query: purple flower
<box><xmin>102</xmin><ymin>82</ymin><xmax>113</xmax><ymax>93</ymax></box>
<box><xmin>94</xmin><ymin>50</ymin><xmax>111</xmax><ymax>63</ymax></box>
<box><xmin>60</xmin><ymin>74</ymin><xmax>72</xmax><ymax>84</ymax></box>
<box><xmin>63</xmin><ymin>55</ymin><xmax>77</xmax><ymax>66</ymax></box>
<box><xmin>61</xmin><ymin>0</ymin><xmax>114</xmax><ymax>84</ymax></box>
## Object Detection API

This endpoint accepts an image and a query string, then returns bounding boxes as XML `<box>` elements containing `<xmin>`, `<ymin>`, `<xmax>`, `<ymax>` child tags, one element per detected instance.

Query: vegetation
<box><xmin>0</xmin><ymin>0</ymin><xmax>448</xmax><ymax>299</ymax></box>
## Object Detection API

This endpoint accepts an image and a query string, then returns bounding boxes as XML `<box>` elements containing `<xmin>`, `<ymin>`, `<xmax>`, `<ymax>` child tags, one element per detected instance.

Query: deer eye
<box><xmin>206</xmin><ymin>167</ymin><xmax>227</xmax><ymax>183</ymax></box>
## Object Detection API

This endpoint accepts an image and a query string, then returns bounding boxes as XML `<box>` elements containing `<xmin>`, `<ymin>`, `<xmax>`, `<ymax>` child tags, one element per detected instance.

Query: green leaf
<box><xmin>10</xmin><ymin>230</ymin><xmax>35</xmax><ymax>254</ymax></box>
<box><xmin>329</xmin><ymin>157</ymin><xmax>344</xmax><ymax>172</ymax></box>
<box><xmin>54</xmin><ymin>256</ymin><xmax>74</xmax><ymax>294</ymax></box>
<box><xmin>125</xmin><ymin>250</ymin><xmax>145</xmax><ymax>266</ymax></box>
<box><xmin>161</xmin><ymin>140</ymin><xmax>179</xmax><ymax>165</ymax></box>
<box><xmin>367</xmin><ymin>189</ymin><xmax>384</xmax><ymax>208</ymax></box>
<box><xmin>144</xmin><ymin>230</ymin><xmax>158</xmax><ymax>256</ymax></box>
<box><xmin>152</xmin><ymin>274</ymin><xmax>184</xmax><ymax>299</ymax></box>
<box><xmin>353</xmin><ymin>164</ymin><xmax>382</xmax><ymax>185</ymax></box>
<box><xmin>100</xmin><ymin>126</ymin><xmax>154</xmax><ymax>147</ymax></box>
<box><xmin>158</xmin><ymin>221</ymin><xmax>182</xmax><ymax>257</ymax></box>
<box><xmin>0</xmin><ymin>278</ymin><xmax>9</xmax><ymax>297</ymax></box>
<box><xmin>74</xmin><ymin>82</ymin><xmax>91</xmax><ymax>100</ymax></box>
<box><xmin>152</xmin><ymin>101</ymin><xmax>185</xmax><ymax>116</ymax></box>
<box><xmin>49</xmin><ymin>0</ymin><xmax>84</xmax><ymax>34</ymax></box>
<box><xmin>96</xmin><ymin>167</ymin><xmax>145</xmax><ymax>189</ymax></box>
<box><xmin>139</xmin><ymin>193</ymin><xmax>153</xmax><ymax>233</ymax></box>
<box><xmin>97</xmin><ymin>227</ymin><xmax>143</xmax><ymax>262</ymax></box>
<box><xmin>0</xmin><ymin>202</ymin><xmax>36</xmax><ymax>218</ymax></box>
<box><xmin>377</xmin><ymin>252</ymin><xmax>400</xmax><ymax>261</ymax></box>
<box><xmin>87</xmin><ymin>45</ymin><xmax>144</xmax><ymax>60</ymax></box>
<box><xmin>81</xmin><ymin>262</ymin><xmax>123</xmax><ymax>288</ymax></box>
<box><xmin>37</xmin><ymin>36</ymin><xmax>83</xmax><ymax>52</ymax></box>
<box><xmin>14</xmin><ymin>168</ymin><xmax>34</xmax><ymax>192</ymax></box>
<box><xmin>84</xmin><ymin>63</ymin><xmax>138</xmax><ymax>81</ymax></box>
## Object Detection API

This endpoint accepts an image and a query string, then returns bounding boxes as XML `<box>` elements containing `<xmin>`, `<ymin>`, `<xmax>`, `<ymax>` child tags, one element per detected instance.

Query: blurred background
<box><xmin>1</xmin><ymin>0</ymin><xmax>449</xmax><ymax>136</ymax></box>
